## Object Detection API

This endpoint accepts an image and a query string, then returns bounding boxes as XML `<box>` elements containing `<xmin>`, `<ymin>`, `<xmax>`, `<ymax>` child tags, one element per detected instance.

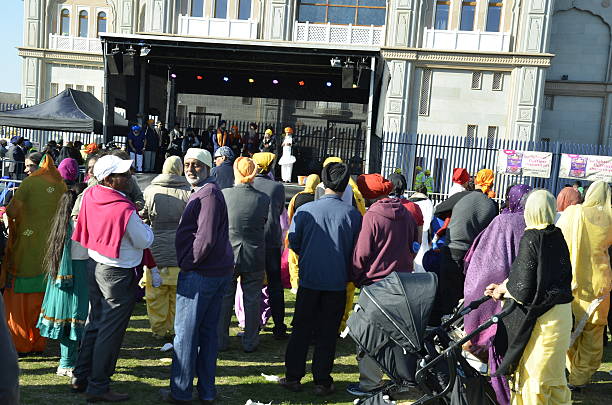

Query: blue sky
<box><xmin>0</xmin><ymin>1</ymin><xmax>23</xmax><ymax>94</ymax></box>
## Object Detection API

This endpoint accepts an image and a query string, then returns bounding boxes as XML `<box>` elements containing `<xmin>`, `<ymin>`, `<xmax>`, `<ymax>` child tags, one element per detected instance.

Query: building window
<box><xmin>418</xmin><ymin>68</ymin><xmax>433</xmax><ymax>116</ymax></box>
<box><xmin>471</xmin><ymin>71</ymin><xmax>482</xmax><ymax>90</ymax></box>
<box><xmin>460</xmin><ymin>1</ymin><xmax>476</xmax><ymax>31</ymax></box>
<box><xmin>65</xmin><ymin>84</ymin><xmax>73</xmax><ymax>90</ymax></box>
<box><xmin>296</xmin><ymin>100</ymin><xmax>306</xmax><ymax>109</ymax></box>
<box><xmin>486</xmin><ymin>0</ymin><xmax>503</xmax><ymax>32</ymax></box>
<box><xmin>78</xmin><ymin>10</ymin><xmax>88</xmax><ymax>38</ymax></box>
<box><xmin>486</xmin><ymin>126</ymin><xmax>498</xmax><ymax>148</ymax></box>
<box><xmin>60</xmin><ymin>9</ymin><xmax>70</xmax><ymax>36</ymax></box>
<box><xmin>434</xmin><ymin>0</ymin><xmax>450</xmax><ymax>30</ymax></box>
<box><xmin>466</xmin><ymin>125</ymin><xmax>477</xmax><ymax>147</ymax></box>
<box><xmin>238</xmin><ymin>0</ymin><xmax>252</xmax><ymax>20</ymax></box>
<box><xmin>544</xmin><ymin>95</ymin><xmax>554</xmax><ymax>110</ymax></box>
<box><xmin>50</xmin><ymin>83</ymin><xmax>59</xmax><ymax>98</ymax></box>
<box><xmin>266</xmin><ymin>98</ymin><xmax>279</xmax><ymax>106</ymax></box>
<box><xmin>76</xmin><ymin>84</ymin><xmax>84</xmax><ymax>91</ymax></box>
<box><xmin>86</xmin><ymin>85</ymin><xmax>95</xmax><ymax>94</ymax></box>
<box><xmin>215</xmin><ymin>0</ymin><xmax>228</xmax><ymax>19</ymax></box>
<box><xmin>97</xmin><ymin>12</ymin><xmax>107</xmax><ymax>36</ymax></box>
<box><xmin>191</xmin><ymin>0</ymin><xmax>204</xmax><ymax>17</ymax></box>
<box><xmin>492</xmin><ymin>72</ymin><xmax>503</xmax><ymax>91</ymax></box>
<box><xmin>297</xmin><ymin>0</ymin><xmax>387</xmax><ymax>27</ymax></box>
<box><xmin>242</xmin><ymin>97</ymin><xmax>253</xmax><ymax>105</ymax></box>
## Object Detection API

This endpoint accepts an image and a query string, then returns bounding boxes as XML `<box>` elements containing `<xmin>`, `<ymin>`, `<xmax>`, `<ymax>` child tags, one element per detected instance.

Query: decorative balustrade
<box><xmin>49</xmin><ymin>34</ymin><xmax>102</xmax><ymax>53</ymax></box>
<box><xmin>294</xmin><ymin>22</ymin><xmax>384</xmax><ymax>46</ymax></box>
<box><xmin>178</xmin><ymin>15</ymin><xmax>258</xmax><ymax>40</ymax></box>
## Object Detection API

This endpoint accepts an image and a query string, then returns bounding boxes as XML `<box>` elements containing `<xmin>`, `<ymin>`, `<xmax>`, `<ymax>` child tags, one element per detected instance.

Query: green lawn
<box><xmin>18</xmin><ymin>294</ymin><xmax>612</xmax><ymax>404</ymax></box>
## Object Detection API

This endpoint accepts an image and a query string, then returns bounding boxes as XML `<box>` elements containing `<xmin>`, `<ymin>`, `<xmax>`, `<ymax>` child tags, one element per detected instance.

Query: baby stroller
<box><xmin>346</xmin><ymin>272</ymin><xmax>516</xmax><ymax>405</ymax></box>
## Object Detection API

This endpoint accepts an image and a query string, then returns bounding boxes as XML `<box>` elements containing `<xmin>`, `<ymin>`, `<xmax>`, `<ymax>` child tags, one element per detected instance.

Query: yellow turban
<box><xmin>252</xmin><ymin>152</ymin><xmax>276</xmax><ymax>172</ymax></box>
<box><xmin>323</xmin><ymin>156</ymin><xmax>343</xmax><ymax>167</ymax></box>
<box><xmin>162</xmin><ymin>156</ymin><xmax>183</xmax><ymax>175</ymax></box>
<box><xmin>234</xmin><ymin>157</ymin><xmax>258</xmax><ymax>184</ymax></box>
<box><xmin>476</xmin><ymin>169</ymin><xmax>496</xmax><ymax>198</ymax></box>
<box><xmin>264</xmin><ymin>129</ymin><xmax>273</xmax><ymax>135</ymax></box>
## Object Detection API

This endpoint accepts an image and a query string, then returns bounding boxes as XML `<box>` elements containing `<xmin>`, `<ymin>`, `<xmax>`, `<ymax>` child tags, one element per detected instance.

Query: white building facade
<box><xmin>19</xmin><ymin>0</ymin><xmax>612</xmax><ymax>147</ymax></box>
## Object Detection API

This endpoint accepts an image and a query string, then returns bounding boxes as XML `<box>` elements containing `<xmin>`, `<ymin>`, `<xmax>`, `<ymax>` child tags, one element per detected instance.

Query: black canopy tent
<box><xmin>0</xmin><ymin>89</ymin><xmax>128</xmax><ymax>134</ymax></box>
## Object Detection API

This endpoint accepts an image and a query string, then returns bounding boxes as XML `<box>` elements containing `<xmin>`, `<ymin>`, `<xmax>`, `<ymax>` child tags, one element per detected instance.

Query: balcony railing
<box><xmin>178</xmin><ymin>15</ymin><xmax>258</xmax><ymax>40</ymax></box>
<box><xmin>294</xmin><ymin>22</ymin><xmax>384</xmax><ymax>46</ymax></box>
<box><xmin>423</xmin><ymin>29</ymin><xmax>510</xmax><ymax>52</ymax></box>
<box><xmin>313</xmin><ymin>102</ymin><xmax>353</xmax><ymax>118</ymax></box>
<box><xmin>49</xmin><ymin>34</ymin><xmax>102</xmax><ymax>53</ymax></box>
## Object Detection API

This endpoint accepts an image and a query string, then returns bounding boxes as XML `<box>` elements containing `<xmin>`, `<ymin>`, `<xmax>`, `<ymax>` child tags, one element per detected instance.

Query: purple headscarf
<box><xmin>502</xmin><ymin>184</ymin><xmax>532</xmax><ymax>214</ymax></box>
<box><xmin>57</xmin><ymin>158</ymin><xmax>78</xmax><ymax>182</ymax></box>
<box><xmin>462</xmin><ymin>184</ymin><xmax>532</xmax><ymax>405</ymax></box>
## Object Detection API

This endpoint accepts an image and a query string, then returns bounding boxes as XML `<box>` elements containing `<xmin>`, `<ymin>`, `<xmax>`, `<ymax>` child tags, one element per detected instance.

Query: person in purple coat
<box><xmin>462</xmin><ymin>184</ymin><xmax>532</xmax><ymax>405</ymax></box>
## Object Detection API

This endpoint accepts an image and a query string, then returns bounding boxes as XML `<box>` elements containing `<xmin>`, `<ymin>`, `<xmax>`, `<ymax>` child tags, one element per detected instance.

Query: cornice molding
<box><xmin>545</xmin><ymin>80</ymin><xmax>612</xmax><ymax>97</ymax></box>
<box><xmin>18</xmin><ymin>47</ymin><xmax>103</xmax><ymax>65</ymax></box>
<box><xmin>381</xmin><ymin>48</ymin><xmax>553</xmax><ymax>68</ymax></box>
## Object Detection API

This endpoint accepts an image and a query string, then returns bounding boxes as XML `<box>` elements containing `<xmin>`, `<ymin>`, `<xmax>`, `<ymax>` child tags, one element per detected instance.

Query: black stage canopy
<box><xmin>0</xmin><ymin>89</ymin><xmax>128</xmax><ymax>134</ymax></box>
<box><xmin>101</xmin><ymin>33</ymin><xmax>381</xmax><ymax>104</ymax></box>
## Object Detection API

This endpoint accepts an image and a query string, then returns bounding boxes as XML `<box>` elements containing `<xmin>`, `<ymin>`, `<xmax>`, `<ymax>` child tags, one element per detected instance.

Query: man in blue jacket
<box><xmin>280</xmin><ymin>162</ymin><xmax>362</xmax><ymax>396</ymax></box>
<box><xmin>210</xmin><ymin>146</ymin><xmax>235</xmax><ymax>190</ymax></box>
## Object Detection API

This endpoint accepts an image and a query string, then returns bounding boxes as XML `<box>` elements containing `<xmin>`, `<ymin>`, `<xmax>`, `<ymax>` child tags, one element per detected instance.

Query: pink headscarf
<box><xmin>57</xmin><ymin>158</ymin><xmax>78</xmax><ymax>182</ymax></box>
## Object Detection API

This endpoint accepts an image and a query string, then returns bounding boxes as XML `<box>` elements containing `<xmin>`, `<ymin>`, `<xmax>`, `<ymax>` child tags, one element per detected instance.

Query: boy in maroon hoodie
<box><xmin>348</xmin><ymin>173</ymin><xmax>420</xmax><ymax>397</ymax></box>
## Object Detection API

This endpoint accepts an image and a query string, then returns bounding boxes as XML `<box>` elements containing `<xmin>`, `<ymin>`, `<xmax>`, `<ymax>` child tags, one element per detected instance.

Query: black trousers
<box><xmin>73</xmin><ymin>261</ymin><xmax>136</xmax><ymax>395</ymax></box>
<box><xmin>285</xmin><ymin>286</ymin><xmax>346</xmax><ymax>387</ymax></box>
<box><xmin>430</xmin><ymin>246</ymin><xmax>467</xmax><ymax>325</ymax></box>
<box><xmin>265</xmin><ymin>247</ymin><xmax>286</xmax><ymax>334</ymax></box>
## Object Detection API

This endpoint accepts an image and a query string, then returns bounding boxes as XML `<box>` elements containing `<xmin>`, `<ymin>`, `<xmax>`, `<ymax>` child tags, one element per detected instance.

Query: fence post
<box><xmin>551</xmin><ymin>141</ymin><xmax>562</xmax><ymax>193</ymax></box>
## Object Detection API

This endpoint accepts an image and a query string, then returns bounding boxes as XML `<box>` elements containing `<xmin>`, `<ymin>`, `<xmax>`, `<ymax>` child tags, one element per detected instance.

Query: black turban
<box><xmin>388</xmin><ymin>172</ymin><xmax>407</xmax><ymax>196</ymax></box>
<box><xmin>322</xmin><ymin>162</ymin><xmax>350</xmax><ymax>192</ymax></box>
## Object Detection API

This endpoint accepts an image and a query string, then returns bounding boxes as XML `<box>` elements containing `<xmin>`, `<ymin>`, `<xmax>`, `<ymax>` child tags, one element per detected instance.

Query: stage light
<box><xmin>272</xmin><ymin>79</ymin><xmax>279</xmax><ymax>84</ymax></box>
<box><xmin>248</xmin><ymin>78</ymin><xmax>255</xmax><ymax>83</ymax></box>
<box><xmin>298</xmin><ymin>80</ymin><xmax>305</xmax><ymax>86</ymax></box>
<box><xmin>223</xmin><ymin>76</ymin><xmax>229</xmax><ymax>82</ymax></box>
<box><xmin>326</xmin><ymin>81</ymin><xmax>332</xmax><ymax>87</ymax></box>
<box><xmin>170</xmin><ymin>73</ymin><xmax>177</xmax><ymax>79</ymax></box>
<box><xmin>196</xmin><ymin>75</ymin><xmax>203</xmax><ymax>80</ymax></box>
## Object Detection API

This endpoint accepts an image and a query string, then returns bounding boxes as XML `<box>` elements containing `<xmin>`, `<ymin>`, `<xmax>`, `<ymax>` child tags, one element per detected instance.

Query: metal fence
<box><xmin>0</xmin><ymin>103</ymin><xmax>103</xmax><ymax>148</ymax></box>
<box><xmin>379</xmin><ymin>132</ymin><xmax>612</xmax><ymax>197</ymax></box>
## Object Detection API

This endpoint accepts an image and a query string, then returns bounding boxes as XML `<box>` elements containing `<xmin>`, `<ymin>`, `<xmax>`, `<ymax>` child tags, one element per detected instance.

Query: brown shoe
<box><xmin>278</xmin><ymin>377</ymin><xmax>302</xmax><ymax>392</ymax></box>
<box><xmin>86</xmin><ymin>390</ymin><xmax>130</xmax><ymax>402</ymax></box>
<box><xmin>314</xmin><ymin>383</ymin><xmax>335</xmax><ymax>396</ymax></box>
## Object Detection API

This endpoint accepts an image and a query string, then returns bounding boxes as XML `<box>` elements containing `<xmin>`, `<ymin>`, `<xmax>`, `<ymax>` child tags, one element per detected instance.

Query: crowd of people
<box><xmin>126</xmin><ymin>120</ymin><xmax>297</xmax><ymax>182</ymax></box>
<box><xmin>0</xmin><ymin>139</ymin><xmax>610</xmax><ymax>405</ymax></box>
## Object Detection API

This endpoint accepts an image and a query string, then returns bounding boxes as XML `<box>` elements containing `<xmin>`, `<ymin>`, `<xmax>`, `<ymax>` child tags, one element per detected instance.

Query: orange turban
<box><xmin>284</xmin><ymin>127</ymin><xmax>294</xmax><ymax>134</ymax></box>
<box><xmin>356</xmin><ymin>174</ymin><xmax>393</xmax><ymax>199</ymax></box>
<box><xmin>233</xmin><ymin>157</ymin><xmax>258</xmax><ymax>184</ymax></box>
<box><xmin>475</xmin><ymin>169</ymin><xmax>495</xmax><ymax>198</ymax></box>
<box><xmin>84</xmin><ymin>143</ymin><xmax>99</xmax><ymax>155</ymax></box>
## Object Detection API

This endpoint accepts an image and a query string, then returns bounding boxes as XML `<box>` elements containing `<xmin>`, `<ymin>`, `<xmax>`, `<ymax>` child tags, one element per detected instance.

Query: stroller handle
<box><xmin>437</xmin><ymin>295</ymin><xmax>492</xmax><ymax>332</ymax></box>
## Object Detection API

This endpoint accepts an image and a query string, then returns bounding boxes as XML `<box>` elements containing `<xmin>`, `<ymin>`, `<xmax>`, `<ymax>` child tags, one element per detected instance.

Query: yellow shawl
<box><xmin>557</xmin><ymin>181</ymin><xmax>612</xmax><ymax>301</ymax></box>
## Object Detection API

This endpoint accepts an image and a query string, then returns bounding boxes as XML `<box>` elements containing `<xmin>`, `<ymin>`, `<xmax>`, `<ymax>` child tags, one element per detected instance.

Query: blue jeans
<box><xmin>171</xmin><ymin>271</ymin><xmax>231</xmax><ymax>401</ymax></box>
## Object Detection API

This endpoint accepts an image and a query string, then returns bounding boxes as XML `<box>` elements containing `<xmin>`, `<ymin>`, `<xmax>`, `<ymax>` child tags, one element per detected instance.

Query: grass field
<box><xmin>18</xmin><ymin>294</ymin><xmax>612</xmax><ymax>405</ymax></box>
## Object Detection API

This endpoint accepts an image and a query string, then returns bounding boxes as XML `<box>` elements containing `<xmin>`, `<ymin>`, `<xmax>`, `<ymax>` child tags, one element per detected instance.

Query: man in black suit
<box><xmin>8</xmin><ymin>137</ymin><xmax>25</xmax><ymax>179</ymax></box>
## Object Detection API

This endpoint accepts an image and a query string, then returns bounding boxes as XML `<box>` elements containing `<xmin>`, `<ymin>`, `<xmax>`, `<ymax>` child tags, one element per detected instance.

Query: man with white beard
<box><xmin>161</xmin><ymin>148</ymin><xmax>234</xmax><ymax>404</ymax></box>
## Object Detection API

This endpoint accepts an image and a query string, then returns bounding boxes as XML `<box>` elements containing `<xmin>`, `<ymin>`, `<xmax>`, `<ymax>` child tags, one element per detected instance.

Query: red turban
<box><xmin>452</xmin><ymin>168</ymin><xmax>470</xmax><ymax>185</ymax></box>
<box><xmin>356</xmin><ymin>174</ymin><xmax>393</xmax><ymax>199</ymax></box>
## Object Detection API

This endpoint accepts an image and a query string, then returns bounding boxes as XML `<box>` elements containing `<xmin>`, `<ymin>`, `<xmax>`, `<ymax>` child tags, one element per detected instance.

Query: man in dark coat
<box><xmin>210</xmin><ymin>146</ymin><xmax>235</xmax><ymax>190</ymax></box>
<box><xmin>8</xmin><ymin>136</ymin><xmax>25</xmax><ymax>179</ymax></box>
<box><xmin>251</xmin><ymin>152</ymin><xmax>287</xmax><ymax>339</ymax></box>
<box><xmin>218</xmin><ymin>157</ymin><xmax>270</xmax><ymax>353</ymax></box>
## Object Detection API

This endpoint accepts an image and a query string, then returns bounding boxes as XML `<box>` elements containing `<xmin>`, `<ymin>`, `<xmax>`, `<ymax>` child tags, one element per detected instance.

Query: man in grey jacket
<box><xmin>218</xmin><ymin>157</ymin><xmax>270</xmax><ymax>352</ymax></box>
<box><xmin>251</xmin><ymin>152</ymin><xmax>287</xmax><ymax>339</ymax></box>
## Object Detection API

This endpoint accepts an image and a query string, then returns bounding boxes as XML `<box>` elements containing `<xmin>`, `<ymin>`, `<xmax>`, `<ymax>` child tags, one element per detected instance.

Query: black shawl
<box><xmin>494</xmin><ymin>225</ymin><xmax>573</xmax><ymax>376</ymax></box>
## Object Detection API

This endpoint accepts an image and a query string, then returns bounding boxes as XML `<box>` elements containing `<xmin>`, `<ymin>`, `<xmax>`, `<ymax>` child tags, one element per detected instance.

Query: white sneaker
<box><xmin>56</xmin><ymin>367</ymin><xmax>73</xmax><ymax>377</ymax></box>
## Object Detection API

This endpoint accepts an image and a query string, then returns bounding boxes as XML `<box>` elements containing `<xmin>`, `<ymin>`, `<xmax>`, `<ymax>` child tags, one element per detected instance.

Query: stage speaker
<box><xmin>342</xmin><ymin>67</ymin><xmax>354</xmax><ymax>89</ymax></box>
<box><xmin>122</xmin><ymin>53</ymin><xmax>136</xmax><ymax>76</ymax></box>
<box><xmin>106</xmin><ymin>53</ymin><xmax>122</xmax><ymax>75</ymax></box>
